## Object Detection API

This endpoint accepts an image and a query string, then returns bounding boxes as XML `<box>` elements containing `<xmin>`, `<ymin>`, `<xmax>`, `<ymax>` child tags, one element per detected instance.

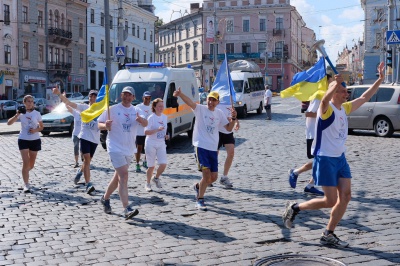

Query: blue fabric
<box><xmin>312</xmin><ymin>153</ymin><xmax>352</xmax><ymax>187</ymax></box>
<box><xmin>195</xmin><ymin>146</ymin><xmax>218</xmax><ymax>173</ymax></box>
<box><xmin>211</xmin><ymin>54</ymin><xmax>236</xmax><ymax>105</ymax></box>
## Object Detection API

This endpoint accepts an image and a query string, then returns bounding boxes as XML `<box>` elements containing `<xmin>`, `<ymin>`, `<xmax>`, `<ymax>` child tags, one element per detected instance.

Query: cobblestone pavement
<box><xmin>1</xmin><ymin>97</ymin><xmax>399</xmax><ymax>266</ymax></box>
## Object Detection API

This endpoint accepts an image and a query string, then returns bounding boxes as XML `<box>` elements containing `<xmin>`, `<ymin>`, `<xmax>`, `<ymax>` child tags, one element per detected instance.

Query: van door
<box><xmin>165</xmin><ymin>82</ymin><xmax>180</xmax><ymax>136</ymax></box>
<box><xmin>243</xmin><ymin>81</ymin><xmax>251</xmax><ymax>112</ymax></box>
<box><xmin>348</xmin><ymin>87</ymin><xmax>376</xmax><ymax>128</ymax></box>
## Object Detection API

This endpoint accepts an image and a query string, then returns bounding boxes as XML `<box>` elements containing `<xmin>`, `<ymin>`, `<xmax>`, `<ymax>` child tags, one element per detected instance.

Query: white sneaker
<box><xmin>220</xmin><ymin>175</ymin><xmax>233</xmax><ymax>188</ymax></box>
<box><xmin>151</xmin><ymin>176</ymin><xmax>162</xmax><ymax>188</ymax></box>
<box><xmin>145</xmin><ymin>183</ymin><xmax>152</xmax><ymax>192</ymax></box>
<box><xmin>23</xmin><ymin>183</ymin><xmax>31</xmax><ymax>193</ymax></box>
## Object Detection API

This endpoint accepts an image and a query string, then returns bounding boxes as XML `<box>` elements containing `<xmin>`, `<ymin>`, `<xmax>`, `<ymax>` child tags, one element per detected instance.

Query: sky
<box><xmin>153</xmin><ymin>0</ymin><xmax>364</xmax><ymax>63</ymax></box>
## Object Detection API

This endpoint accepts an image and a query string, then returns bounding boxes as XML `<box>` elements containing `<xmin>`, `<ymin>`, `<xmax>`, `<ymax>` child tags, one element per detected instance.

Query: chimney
<box><xmin>190</xmin><ymin>3</ymin><xmax>200</xmax><ymax>13</ymax></box>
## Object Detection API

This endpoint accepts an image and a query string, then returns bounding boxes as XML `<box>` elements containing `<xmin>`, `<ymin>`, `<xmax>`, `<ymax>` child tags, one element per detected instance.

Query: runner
<box><xmin>135</xmin><ymin>91</ymin><xmax>152</xmax><ymax>173</ymax></box>
<box><xmin>66</xmin><ymin>105</ymin><xmax>82</xmax><ymax>168</ymax></box>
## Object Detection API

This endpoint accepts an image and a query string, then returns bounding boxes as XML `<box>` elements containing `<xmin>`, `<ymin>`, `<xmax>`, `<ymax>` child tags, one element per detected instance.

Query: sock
<box><xmin>293</xmin><ymin>169</ymin><xmax>300</xmax><ymax>175</ymax></box>
<box><xmin>292</xmin><ymin>203</ymin><xmax>300</xmax><ymax>213</ymax></box>
<box><xmin>306</xmin><ymin>183</ymin><xmax>314</xmax><ymax>189</ymax></box>
<box><xmin>324</xmin><ymin>229</ymin><xmax>334</xmax><ymax>236</ymax></box>
<box><xmin>198</xmin><ymin>197</ymin><xmax>204</xmax><ymax>200</ymax></box>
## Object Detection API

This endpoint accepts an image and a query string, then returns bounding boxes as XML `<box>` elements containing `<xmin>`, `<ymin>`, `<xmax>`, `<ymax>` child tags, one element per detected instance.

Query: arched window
<box><xmin>49</xmin><ymin>10</ymin><xmax>53</xmax><ymax>28</ymax></box>
<box><xmin>61</xmin><ymin>14</ymin><xmax>65</xmax><ymax>30</ymax></box>
<box><xmin>54</xmin><ymin>10</ymin><xmax>59</xmax><ymax>28</ymax></box>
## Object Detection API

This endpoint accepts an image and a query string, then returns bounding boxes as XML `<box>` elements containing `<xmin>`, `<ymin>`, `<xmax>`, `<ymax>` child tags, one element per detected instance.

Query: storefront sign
<box><xmin>73</xmin><ymin>77</ymin><xmax>84</xmax><ymax>83</ymax></box>
<box><xmin>1</xmin><ymin>70</ymin><xmax>15</xmax><ymax>76</ymax></box>
<box><xmin>24</xmin><ymin>75</ymin><xmax>46</xmax><ymax>83</ymax></box>
<box><xmin>267</xmin><ymin>68</ymin><xmax>283</xmax><ymax>75</ymax></box>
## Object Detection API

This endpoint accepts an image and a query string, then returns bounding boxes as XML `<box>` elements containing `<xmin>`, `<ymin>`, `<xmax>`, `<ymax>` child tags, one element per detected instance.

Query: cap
<box><xmin>89</xmin><ymin>90</ymin><xmax>98</xmax><ymax>96</ymax></box>
<box><xmin>143</xmin><ymin>91</ymin><xmax>151</xmax><ymax>97</ymax></box>
<box><xmin>207</xmin><ymin>91</ymin><xmax>219</xmax><ymax>101</ymax></box>
<box><xmin>122</xmin><ymin>86</ymin><xmax>135</xmax><ymax>95</ymax></box>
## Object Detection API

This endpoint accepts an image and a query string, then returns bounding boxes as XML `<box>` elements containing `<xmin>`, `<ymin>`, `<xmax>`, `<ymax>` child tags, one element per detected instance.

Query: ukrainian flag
<box><xmin>211</xmin><ymin>54</ymin><xmax>236</xmax><ymax>105</ymax></box>
<box><xmin>280</xmin><ymin>57</ymin><xmax>327</xmax><ymax>101</ymax></box>
<box><xmin>81</xmin><ymin>68</ymin><xmax>109</xmax><ymax>123</ymax></box>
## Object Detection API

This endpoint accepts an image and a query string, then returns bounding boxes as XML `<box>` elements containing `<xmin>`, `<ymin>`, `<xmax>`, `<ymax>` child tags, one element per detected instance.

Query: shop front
<box><xmin>67</xmin><ymin>75</ymin><xmax>86</xmax><ymax>92</ymax></box>
<box><xmin>20</xmin><ymin>71</ymin><xmax>47</xmax><ymax>99</ymax></box>
<box><xmin>0</xmin><ymin>68</ymin><xmax>19</xmax><ymax>100</ymax></box>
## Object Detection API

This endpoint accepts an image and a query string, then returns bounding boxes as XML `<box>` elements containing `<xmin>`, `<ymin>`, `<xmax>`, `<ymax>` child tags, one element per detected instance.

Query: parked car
<box><xmin>66</xmin><ymin>92</ymin><xmax>84</xmax><ymax>100</ymax></box>
<box><xmin>34</xmin><ymin>98</ymin><xmax>46</xmax><ymax>114</ymax></box>
<box><xmin>347</xmin><ymin>84</ymin><xmax>400</xmax><ymax>137</ymax></box>
<box><xmin>0</xmin><ymin>100</ymin><xmax>18</xmax><ymax>118</ymax></box>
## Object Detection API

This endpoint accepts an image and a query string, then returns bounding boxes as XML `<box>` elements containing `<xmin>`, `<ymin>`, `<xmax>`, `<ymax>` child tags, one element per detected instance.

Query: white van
<box><xmin>109</xmin><ymin>62</ymin><xmax>198</xmax><ymax>146</ymax></box>
<box><xmin>230</xmin><ymin>71</ymin><xmax>264</xmax><ymax>117</ymax></box>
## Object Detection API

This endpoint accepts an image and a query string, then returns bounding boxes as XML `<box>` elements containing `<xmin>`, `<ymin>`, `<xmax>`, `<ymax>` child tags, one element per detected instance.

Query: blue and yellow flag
<box><xmin>81</xmin><ymin>68</ymin><xmax>109</xmax><ymax>123</ymax></box>
<box><xmin>280</xmin><ymin>57</ymin><xmax>327</xmax><ymax>101</ymax></box>
<box><xmin>211</xmin><ymin>54</ymin><xmax>236</xmax><ymax>105</ymax></box>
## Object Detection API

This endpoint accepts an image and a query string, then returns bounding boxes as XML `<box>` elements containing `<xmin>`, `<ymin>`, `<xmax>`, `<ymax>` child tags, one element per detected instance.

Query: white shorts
<box><xmin>109</xmin><ymin>152</ymin><xmax>133</xmax><ymax>169</ymax></box>
<box><xmin>305</xmin><ymin>117</ymin><xmax>316</xmax><ymax>139</ymax></box>
<box><xmin>144</xmin><ymin>141</ymin><xmax>167</xmax><ymax>167</ymax></box>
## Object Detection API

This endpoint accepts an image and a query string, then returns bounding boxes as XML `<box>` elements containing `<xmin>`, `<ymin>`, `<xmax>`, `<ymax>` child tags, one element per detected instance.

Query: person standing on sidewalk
<box><xmin>216</xmin><ymin>104</ymin><xmax>240</xmax><ymax>189</ymax></box>
<box><xmin>287</xmin><ymin>74</ymin><xmax>333</xmax><ymax>196</ymax></box>
<box><xmin>98</xmin><ymin>86</ymin><xmax>147</xmax><ymax>219</ymax></box>
<box><xmin>135</xmin><ymin>91</ymin><xmax>152</xmax><ymax>172</ymax></box>
<box><xmin>7</xmin><ymin>95</ymin><xmax>43</xmax><ymax>193</ymax></box>
<box><xmin>173</xmin><ymin>88</ymin><xmax>237</xmax><ymax>210</ymax></box>
<box><xmin>144</xmin><ymin>98</ymin><xmax>169</xmax><ymax>192</ymax></box>
<box><xmin>66</xmin><ymin>105</ymin><xmax>82</xmax><ymax>168</ymax></box>
<box><xmin>264</xmin><ymin>85</ymin><xmax>272</xmax><ymax>120</ymax></box>
<box><xmin>282</xmin><ymin>62</ymin><xmax>385</xmax><ymax>248</ymax></box>
<box><xmin>53</xmin><ymin>87</ymin><xmax>99</xmax><ymax>194</ymax></box>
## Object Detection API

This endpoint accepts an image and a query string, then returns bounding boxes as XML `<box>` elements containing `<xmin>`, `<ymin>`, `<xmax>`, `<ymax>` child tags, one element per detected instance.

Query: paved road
<box><xmin>1</xmin><ymin>97</ymin><xmax>399</xmax><ymax>266</ymax></box>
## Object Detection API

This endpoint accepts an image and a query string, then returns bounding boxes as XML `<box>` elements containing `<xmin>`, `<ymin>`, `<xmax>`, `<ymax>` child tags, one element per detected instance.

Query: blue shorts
<box><xmin>80</xmin><ymin>138</ymin><xmax>98</xmax><ymax>158</ymax></box>
<box><xmin>194</xmin><ymin>146</ymin><xmax>218</xmax><ymax>173</ymax></box>
<box><xmin>312</xmin><ymin>153</ymin><xmax>352</xmax><ymax>187</ymax></box>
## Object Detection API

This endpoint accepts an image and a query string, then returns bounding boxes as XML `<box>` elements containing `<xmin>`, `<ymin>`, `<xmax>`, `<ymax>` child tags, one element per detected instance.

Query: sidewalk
<box><xmin>0</xmin><ymin>119</ymin><xmax>20</xmax><ymax>135</ymax></box>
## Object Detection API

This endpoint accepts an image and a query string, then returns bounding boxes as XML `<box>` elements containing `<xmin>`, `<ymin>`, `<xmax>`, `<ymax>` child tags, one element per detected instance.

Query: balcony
<box><xmin>273</xmin><ymin>28</ymin><xmax>285</xmax><ymax>37</ymax></box>
<box><xmin>48</xmin><ymin>28</ymin><xmax>72</xmax><ymax>45</ymax></box>
<box><xmin>48</xmin><ymin>62</ymin><xmax>72</xmax><ymax>71</ymax></box>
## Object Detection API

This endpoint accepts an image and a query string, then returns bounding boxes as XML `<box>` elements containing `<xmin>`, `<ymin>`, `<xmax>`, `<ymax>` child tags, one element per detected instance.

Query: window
<box><xmin>91</xmin><ymin>37</ymin><xmax>95</xmax><ymax>51</ymax></box>
<box><xmin>167</xmin><ymin>53</ymin><xmax>170</xmax><ymax>65</ymax></box>
<box><xmin>125</xmin><ymin>21</ymin><xmax>128</xmax><ymax>33</ymax></box>
<box><xmin>90</xmin><ymin>9</ymin><xmax>94</xmax><ymax>23</ymax></box>
<box><xmin>110</xmin><ymin>16</ymin><xmax>113</xmax><ymax>29</ymax></box>
<box><xmin>185</xmin><ymin>45</ymin><xmax>190</xmax><ymax>62</ymax></box>
<box><xmin>101</xmin><ymin>40</ymin><xmax>104</xmax><ymax>54</ymax></box>
<box><xmin>242</xmin><ymin>42</ymin><xmax>251</xmax><ymax>53</ymax></box>
<box><xmin>210</xmin><ymin>43</ymin><xmax>218</xmax><ymax>55</ymax></box>
<box><xmin>178</xmin><ymin>47</ymin><xmax>182</xmax><ymax>63</ymax></box>
<box><xmin>49</xmin><ymin>10</ymin><xmax>52</xmax><ymax>27</ymax></box>
<box><xmin>276</xmin><ymin>17</ymin><xmax>283</xmax><ymax>30</ymax></box>
<box><xmin>132</xmin><ymin>23</ymin><xmax>135</xmax><ymax>36</ymax></box>
<box><xmin>179</xmin><ymin>26</ymin><xmax>182</xmax><ymax>40</ymax></box>
<box><xmin>172</xmin><ymin>31</ymin><xmax>175</xmax><ymax>42</ymax></box>
<box><xmin>376</xmin><ymin>88</ymin><xmax>394</xmax><ymax>102</ymax></box>
<box><xmin>260</xmin><ymin>18</ymin><xmax>266</xmax><ymax>31</ymax></box>
<box><xmin>226</xmin><ymin>19</ymin><xmax>233</xmax><ymax>32</ymax></box>
<box><xmin>3</xmin><ymin>4</ymin><xmax>10</xmax><ymax>25</ymax></box>
<box><xmin>49</xmin><ymin>47</ymin><xmax>53</xmax><ymax>62</ymax></box>
<box><xmin>376</xmin><ymin>8</ymin><xmax>385</xmax><ymax>22</ymax></box>
<box><xmin>193</xmin><ymin>43</ymin><xmax>198</xmax><ymax>60</ymax></box>
<box><xmin>67</xmin><ymin>19</ymin><xmax>72</xmax><ymax>32</ymax></box>
<box><xmin>23</xmin><ymin>6</ymin><xmax>28</xmax><ymax>23</ymax></box>
<box><xmin>150</xmin><ymin>31</ymin><xmax>153</xmax><ymax>42</ymax></box>
<box><xmin>137</xmin><ymin>49</ymin><xmax>140</xmax><ymax>62</ymax></box>
<box><xmin>137</xmin><ymin>25</ymin><xmax>140</xmax><ymax>38</ymax></box>
<box><xmin>79</xmin><ymin>23</ymin><xmax>83</xmax><ymax>38</ymax></box>
<box><xmin>38</xmin><ymin>45</ymin><xmax>43</xmax><ymax>62</ymax></box>
<box><xmin>55</xmin><ymin>48</ymin><xmax>59</xmax><ymax>63</ymax></box>
<box><xmin>143</xmin><ymin>51</ymin><xmax>146</xmax><ymax>63</ymax></box>
<box><xmin>101</xmin><ymin>13</ymin><xmax>104</xmax><ymax>26</ymax></box>
<box><xmin>143</xmin><ymin>28</ymin><xmax>146</xmax><ymax>40</ymax></box>
<box><xmin>226</xmin><ymin>43</ymin><xmax>234</xmax><ymax>54</ymax></box>
<box><xmin>23</xmin><ymin>42</ymin><xmax>29</xmax><ymax>59</ymax></box>
<box><xmin>68</xmin><ymin>50</ymin><xmax>72</xmax><ymax>64</ymax></box>
<box><xmin>80</xmin><ymin>53</ymin><xmax>84</xmax><ymax>68</ymax></box>
<box><xmin>4</xmin><ymin>45</ymin><xmax>11</xmax><ymax>64</ymax></box>
<box><xmin>38</xmin><ymin>11</ymin><xmax>43</xmax><ymax>28</ymax></box>
<box><xmin>172</xmin><ymin>52</ymin><xmax>175</xmax><ymax>65</ymax></box>
<box><xmin>159</xmin><ymin>54</ymin><xmax>162</xmax><ymax>62</ymax></box>
<box><xmin>275</xmin><ymin>41</ymin><xmax>283</xmax><ymax>58</ymax></box>
<box><xmin>375</xmin><ymin>32</ymin><xmax>382</xmax><ymax>47</ymax></box>
<box><xmin>150</xmin><ymin>53</ymin><xmax>153</xmax><ymax>62</ymax></box>
<box><xmin>186</xmin><ymin>24</ymin><xmax>190</xmax><ymax>38</ymax></box>
<box><xmin>61</xmin><ymin>14</ymin><xmax>64</xmax><ymax>30</ymax></box>
<box><xmin>110</xmin><ymin>42</ymin><xmax>113</xmax><ymax>56</ymax></box>
<box><xmin>54</xmin><ymin>10</ymin><xmax>59</xmax><ymax>28</ymax></box>
<box><xmin>243</xmin><ymin>19</ymin><xmax>250</xmax><ymax>32</ymax></box>
<box><xmin>193</xmin><ymin>21</ymin><xmax>198</xmax><ymax>36</ymax></box>
<box><xmin>258</xmin><ymin>42</ymin><xmax>266</xmax><ymax>54</ymax></box>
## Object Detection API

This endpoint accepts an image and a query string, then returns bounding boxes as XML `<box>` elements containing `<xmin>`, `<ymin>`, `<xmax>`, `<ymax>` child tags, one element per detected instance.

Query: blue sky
<box><xmin>154</xmin><ymin>0</ymin><xmax>364</xmax><ymax>63</ymax></box>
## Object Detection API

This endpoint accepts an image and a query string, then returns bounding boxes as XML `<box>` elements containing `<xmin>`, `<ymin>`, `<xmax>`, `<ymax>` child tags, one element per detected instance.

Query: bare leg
<box><xmin>198</xmin><ymin>169</ymin><xmax>218</xmax><ymax>198</ymax></box>
<box><xmin>327</xmin><ymin>178</ymin><xmax>351</xmax><ymax>231</ymax></box>
<box><xmin>146</xmin><ymin>166</ymin><xmax>154</xmax><ymax>183</ymax></box>
<box><xmin>115</xmin><ymin>164</ymin><xmax>130</xmax><ymax>208</ymax></box>
<box><xmin>298</xmin><ymin>185</ymin><xmax>339</xmax><ymax>211</ymax></box>
<box><xmin>223</xmin><ymin>144</ymin><xmax>234</xmax><ymax>176</ymax></box>
<box><xmin>155</xmin><ymin>164</ymin><xmax>167</xmax><ymax>178</ymax></box>
<box><xmin>82</xmin><ymin>153</ymin><xmax>92</xmax><ymax>183</ymax></box>
<box><xmin>135</xmin><ymin>144</ymin><xmax>143</xmax><ymax>164</ymax></box>
<box><xmin>104</xmin><ymin>171</ymin><xmax>119</xmax><ymax>199</ymax></box>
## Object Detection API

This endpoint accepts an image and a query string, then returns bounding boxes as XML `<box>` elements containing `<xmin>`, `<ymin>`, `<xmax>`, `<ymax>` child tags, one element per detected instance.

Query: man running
<box><xmin>98</xmin><ymin>86</ymin><xmax>148</xmax><ymax>219</ymax></box>
<box><xmin>282</xmin><ymin>62</ymin><xmax>384</xmax><ymax>248</ymax></box>
<box><xmin>135</xmin><ymin>91</ymin><xmax>152</xmax><ymax>172</ymax></box>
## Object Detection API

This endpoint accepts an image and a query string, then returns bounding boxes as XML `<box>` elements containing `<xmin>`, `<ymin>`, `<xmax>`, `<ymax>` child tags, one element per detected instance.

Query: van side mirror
<box><xmin>245</xmin><ymin>88</ymin><xmax>251</xmax><ymax>93</ymax></box>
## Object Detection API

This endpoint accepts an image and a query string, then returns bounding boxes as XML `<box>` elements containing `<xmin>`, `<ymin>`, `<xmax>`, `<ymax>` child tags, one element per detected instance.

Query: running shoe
<box><xmin>304</xmin><ymin>186</ymin><xmax>324</xmax><ymax>196</ymax></box>
<box><xmin>142</xmin><ymin>161</ymin><xmax>148</xmax><ymax>169</ymax></box>
<box><xmin>193</xmin><ymin>183</ymin><xmax>199</xmax><ymax>199</ymax></box>
<box><xmin>74</xmin><ymin>162</ymin><xmax>79</xmax><ymax>168</ymax></box>
<box><xmin>220</xmin><ymin>175</ymin><xmax>233</xmax><ymax>188</ymax></box>
<box><xmin>124</xmin><ymin>207</ymin><xmax>139</xmax><ymax>220</ymax></box>
<box><xmin>288</xmin><ymin>169</ymin><xmax>298</xmax><ymax>188</ymax></box>
<box><xmin>135</xmin><ymin>164</ymin><xmax>141</xmax><ymax>173</ymax></box>
<box><xmin>86</xmin><ymin>182</ymin><xmax>95</xmax><ymax>194</ymax></box>
<box><xmin>282</xmin><ymin>201</ymin><xmax>298</xmax><ymax>229</ymax></box>
<box><xmin>151</xmin><ymin>176</ymin><xmax>162</xmax><ymax>188</ymax></box>
<box><xmin>320</xmin><ymin>233</ymin><xmax>349</xmax><ymax>248</ymax></box>
<box><xmin>74</xmin><ymin>168</ymin><xmax>83</xmax><ymax>185</ymax></box>
<box><xmin>100</xmin><ymin>195</ymin><xmax>112</xmax><ymax>214</ymax></box>
<box><xmin>23</xmin><ymin>183</ymin><xmax>31</xmax><ymax>193</ymax></box>
<box><xmin>196</xmin><ymin>199</ymin><xmax>207</xmax><ymax>211</ymax></box>
<box><xmin>145</xmin><ymin>183</ymin><xmax>152</xmax><ymax>192</ymax></box>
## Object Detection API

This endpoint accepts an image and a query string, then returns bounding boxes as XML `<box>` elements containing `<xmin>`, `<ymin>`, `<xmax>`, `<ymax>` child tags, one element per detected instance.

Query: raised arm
<box><xmin>350</xmin><ymin>62</ymin><xmax>384</xmax><ymax>113</ymax></box>
<box><xmin>52</xmin><ymin>85</ymin><xmax>78</xmax><ymax>109</ymax></box>
<box><xmin>173</xmin><ymin>87</ymin><xmax>197</xmax><ymax>110</ymax></box>
<box><xmin>319</xmin><ymin>74</ymin><xmax>344</xmax><ymax>115</ymax></box>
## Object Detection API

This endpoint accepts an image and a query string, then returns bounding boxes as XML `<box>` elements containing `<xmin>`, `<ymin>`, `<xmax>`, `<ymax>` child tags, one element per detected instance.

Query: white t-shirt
<box><xmin>71</xmin><ymin>108</ymin><xmax>82</xmax><ymax>137</ymax></box>
<box><xmin>192</xmin><ymin>104</ymin><xmax>229</xmax><ymax>151</ymax></box>
<box><xmin>18</xmin><ymin>110</ymin><xmax>42</xmax><ymax>140</ymax></box>
<box><xmin>145</xmin><ymin>113</ymin><xmax>168</xmax><ymax>144</ymax></box>
<box><xmin>98</xmin><ymin>103</ymin><xmax>142</xmax><ymax>156</ymax></box>
<box><xmin>136</xmin><ymin>103</ymin><xmax>152</xmax><ymax>136</ymax></box>
<box><xmin>217</xmin><ymin>104</ymin><xmax>233</xmax><ymax>134</ymax></box>
<box><xmin>305</xmin><ymin>99</ymin><xmax>320</xmax><ymax>139</ymax></box>
<box><xmin>76</xmin><ymin>103</ymin><xmax>100</xmax><ymax>144</ymax></box>
<box><xmin>264</xmin><ymin>89</ymin><xmax>272</xmax><ymax>105</ymax></box>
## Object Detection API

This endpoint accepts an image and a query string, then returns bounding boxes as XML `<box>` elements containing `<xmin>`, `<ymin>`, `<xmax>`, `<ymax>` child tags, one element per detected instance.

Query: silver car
<box><xmin>347</xmin><ymin>85</ymin><xmax>400</xmax><ymax>137</ymax></box>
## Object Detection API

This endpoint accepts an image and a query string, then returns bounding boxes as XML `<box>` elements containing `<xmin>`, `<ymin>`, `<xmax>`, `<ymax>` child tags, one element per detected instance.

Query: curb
<box><xmin>0</xmin><ymin>131</ymin><xmax>19</xmax><ymax>135</ymax></box>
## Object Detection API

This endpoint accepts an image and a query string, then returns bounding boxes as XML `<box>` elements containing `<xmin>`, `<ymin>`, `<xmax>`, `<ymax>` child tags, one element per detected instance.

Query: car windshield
<box><xmin>109</xmin><ymin>82</ymin><xmax>167</xmax><ymax>105</ymax></box>
<box><xmin>232</xmin><ymin>80</ymin><xmax>243</xmax><ymax>93</ymax></box>
<box><xmin>52</xmin><ymin>102</ymin><xmax>68</xmax><ymax>113</ymax></box>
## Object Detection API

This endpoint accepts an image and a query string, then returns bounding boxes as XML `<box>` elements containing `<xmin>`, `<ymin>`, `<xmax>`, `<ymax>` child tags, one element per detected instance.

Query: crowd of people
<box><xmin>7</xmin><ymin>64</ymin><xmax>385</xmax><ymax>246</ymax></box>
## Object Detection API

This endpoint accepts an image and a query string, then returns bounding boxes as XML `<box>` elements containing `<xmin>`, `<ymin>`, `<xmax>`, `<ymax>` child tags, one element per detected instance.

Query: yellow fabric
<box><xmin>281</xmin><ymin>77</ymin><xmax>328</xmax><ymax>102</ymax></box>
<box><xmin>342</xmin><ymin>102</ymin><xmax>352</xmax><ymax>115</ymax></box>
<box><xmin>81</xmin><ymin>85</ymin><xmax>109</xmax><ymax>123</ymax></box>
<box><xmin>321</xmin><ymin>102</ymin><xmax>353</xmax><ymax>120</ymax></box>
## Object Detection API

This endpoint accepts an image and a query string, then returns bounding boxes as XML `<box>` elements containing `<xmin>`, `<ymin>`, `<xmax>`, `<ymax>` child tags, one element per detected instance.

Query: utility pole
<box><xmin>118</xmin><ymin>0</ymin><xmax>125</xmax><ymax>69</ymax></box>
<box><xmin>388</xmin><ymin>0</ymin><xmax>395</xmax><ymax>83</ymax></box>
<box><xmin>213</xmin><ymin>0</ymin><xmax>218</xmax><ymax>80</ymax></box>
<box><xmin>104</xmin><ymin>0</ymin><xmax>112</xmax><ymax>81</ymax></box>
<box><xmin>264</xmin><ymin>33</ymin><xmax>269</xmax><ymax>86</ymax></box>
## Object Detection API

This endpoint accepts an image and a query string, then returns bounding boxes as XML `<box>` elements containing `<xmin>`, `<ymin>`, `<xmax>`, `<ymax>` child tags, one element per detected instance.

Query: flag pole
<box><xmin>224</xmin><ymin>52</ymin><xmax>234</xmax><ymax>110</ymax></box>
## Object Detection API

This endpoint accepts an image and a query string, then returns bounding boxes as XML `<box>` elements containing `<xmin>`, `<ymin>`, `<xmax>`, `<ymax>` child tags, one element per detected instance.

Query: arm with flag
<box><xmin>280</xmin><ymin>57</ymin><xmax>328</xmax><ymax>102</ymax></box>
<box><xmin>81</xmin><ymin>68</ymin><xmax>109</xmax><ymax>123</ymax></box>
<box><xmin>211</xmin><ymin>54</ymin><xmax>236</xmax><ymax>106</ymax></box>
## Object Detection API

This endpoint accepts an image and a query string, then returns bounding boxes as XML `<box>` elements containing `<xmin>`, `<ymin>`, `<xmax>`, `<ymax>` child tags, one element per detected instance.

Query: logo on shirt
<box><xmin>123</xmin><ymin>113</ymin><xmax>130</xmax><ymax>123</ymax></box>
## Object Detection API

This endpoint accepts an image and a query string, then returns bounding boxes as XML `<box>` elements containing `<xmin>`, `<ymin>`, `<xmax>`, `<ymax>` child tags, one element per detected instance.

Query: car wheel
<box><xmin>374</xmin><ymin>117</ymin><xmax>394</xmax><ymax>137</ymax></box>
<box><xmin>241</xmin><ymin>105</ymin><xmax>248</xmax><ymax>118</ymax></box>
<box><xmin>68</xmin><ymin>122</ymin><xmax>74</xmax><ymax>135</ymax></box>
<box><xmin>256</xmin><ymin>102</ymin><xmax>263</xmax><ymax>114</ymax></box>
<box><xmin>42</xmin><ymin>131</ymin><xmax>50</xmax><ymax>136</ymax></box>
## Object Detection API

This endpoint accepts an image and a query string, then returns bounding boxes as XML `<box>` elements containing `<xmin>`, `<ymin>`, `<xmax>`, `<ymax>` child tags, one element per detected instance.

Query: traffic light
<box><xmin>387</xmin><ymin>49</ymin><xmax>393</xmax><ymax>68</ymax></box>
